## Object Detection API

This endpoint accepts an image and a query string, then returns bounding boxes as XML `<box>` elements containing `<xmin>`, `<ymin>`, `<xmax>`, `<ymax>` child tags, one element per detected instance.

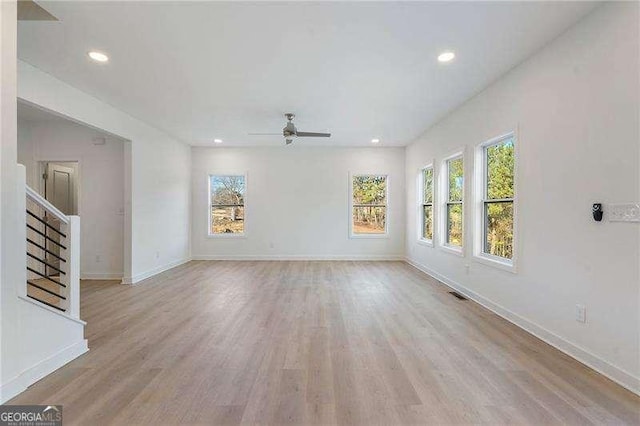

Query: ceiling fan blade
<box><xmin>296</xmin><ymin>132</ymin><xmax>331</xmax><ymax>138</ymax></box>
<box><xmin>248</xmin><ymin>132</ymin><xmax>282</xmax><ymax>136</ymax></box>
<box><xmin>18</xmin><ymin>1</ymin><xmax>58</xmax><ymax>21</ymax></box>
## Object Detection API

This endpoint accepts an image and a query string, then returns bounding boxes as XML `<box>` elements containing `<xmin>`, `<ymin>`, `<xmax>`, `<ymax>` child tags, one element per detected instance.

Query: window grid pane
<box><xmin>486</xmin><ymin>138</ymin><xmax>514</xmax><ymax>200</ymax></box>
<box><xmin>446</xmin><ymin>202</ymin><xmax>463</xmax><ymax>246</ymax></box>
<box><xmin>422</xmin><ymin>204</ymin><xmax>433</xmax><ymax>240</ymax></box>
<box><xmin>352</xmin><ymin>175</ymin><xmax>387</xmax><ymax>205</ymax></box>
<box><xmin>423</xmin><ymin>167</ymin><xmax>433</xmax><ymax>204</ymax></box>
<box><xmin>353</xmin><ymin>206</ymin><xmax>386</xmax><ymax>234</ymax></box>
<box><xmin>211</xmin><ymin>206</ymin><xmax>245</xmax><ymax>234</ymax></box>
<box><xmin>484</xmin><ymin>201</ymin><xmax>513</xmax><ymax>259</ymax></box>
<box><xmin>447</xmin><ymin>157</ymin><xmax>464</xmax><ymax>202</ymax></box>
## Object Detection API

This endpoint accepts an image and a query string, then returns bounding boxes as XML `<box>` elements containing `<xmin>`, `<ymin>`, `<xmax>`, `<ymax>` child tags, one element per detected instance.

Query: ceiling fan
<box><xmin>249</xmin><ymin>113</ymin><xmax>331</xmax><ymax>145</ymax></box>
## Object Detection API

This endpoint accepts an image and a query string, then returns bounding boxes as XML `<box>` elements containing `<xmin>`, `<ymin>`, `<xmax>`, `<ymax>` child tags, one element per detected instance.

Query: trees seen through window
<box><xmin>210</xmin><ymin>175</ymin><xmax>245</xmax><ymax>235</ymax></box>
<box><xmin>421</xmin><ymin>167</ymin><xmax>434</xmax><ymax>241</ymax></box>
<box><xmin>446</xmin><ymin>157</ymin><xmax>463</xmax><ymax>247</ymax></box>
<box><xmin>483</xmin><ymin>138</ymin><xmax>515</xmax><ymax>259</ymax></box>
<box><xmin>352</xmin><ymin>175</ymin><xmax>387</xmax><ymax>234</ymax></box>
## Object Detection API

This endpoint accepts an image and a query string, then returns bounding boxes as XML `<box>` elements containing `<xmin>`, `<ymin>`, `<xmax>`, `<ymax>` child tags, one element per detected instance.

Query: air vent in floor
<box><xmin>449</xmin><ymin>291</ymin><xmax>467</xmax><ymax>300</ymax></box>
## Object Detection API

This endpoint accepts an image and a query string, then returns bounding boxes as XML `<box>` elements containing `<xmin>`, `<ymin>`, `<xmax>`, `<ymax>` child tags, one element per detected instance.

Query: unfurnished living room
<box><xmin>0</xmin><ymin>1</ymin><xmax>639</xmax><ymax>425</ymax></box>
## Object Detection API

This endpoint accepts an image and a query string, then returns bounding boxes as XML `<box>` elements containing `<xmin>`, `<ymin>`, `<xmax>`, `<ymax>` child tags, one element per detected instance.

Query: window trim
<box><xmin>439</xmin><ymin>150</ymin><xmax>465</xmax><ymax>256</ymax></box>
<box><xmin>473</xmin><ymin>132</ymin><xmax>518</xmax><ymax>272</ymax></box>
<box><xmin>207</xmin><ymin>173</ymin><xmax>247</xmax><ymax>238</ymax></box>
<box><xmin>349</xmin><ymin>172</ymin><xmax>389</xmax><ymax>239</ymax></box>
<box><xmin>417</xmin><ymin>163</ymin><xmax>435</xmax><ymax>247</ymax></box>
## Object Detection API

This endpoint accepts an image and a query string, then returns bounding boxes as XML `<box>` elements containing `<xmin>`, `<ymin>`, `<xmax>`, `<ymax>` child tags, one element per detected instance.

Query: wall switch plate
<box><xmin>609</xmin><ymin>203</ymin><xmax>640</xmax><ymax>222</ymax></box>
<box><xmin>575</xmin><ymin>304</ymin><xmax>586</xmax><ymax>323</ymax></box>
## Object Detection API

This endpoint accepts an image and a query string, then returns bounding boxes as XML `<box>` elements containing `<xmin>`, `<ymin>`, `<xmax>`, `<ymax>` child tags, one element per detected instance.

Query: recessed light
<box><xmin>213</xmin><ymin>139</ymin><xmax>223</xmax><ymax>144</ymax></box>
<box><xmin>438</xmin><ymin>51</ymin><xmax>455</xmax><ymax>63</ymax></box>
<box><xmin>371</xmin><ymin>138</ymin><xmax>380</xmax><ymax>144</ymax></box>
<box><xmin>88</xmin><ymin>51</ymin><xmax>109</xmax><ymax>63</ymax></box>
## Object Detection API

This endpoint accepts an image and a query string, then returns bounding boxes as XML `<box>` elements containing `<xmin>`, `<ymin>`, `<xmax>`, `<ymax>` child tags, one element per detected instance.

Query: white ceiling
<box><xmin>18</xmin><ymin>1</ymin><xmax>598</xmax><ymax>147</ymax></box>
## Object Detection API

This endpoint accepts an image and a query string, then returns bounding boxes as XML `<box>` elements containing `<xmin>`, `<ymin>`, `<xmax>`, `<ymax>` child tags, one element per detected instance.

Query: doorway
<box><xmin>41</xmin><ymin>161</ymin><xmax>79</xmax><ymax>215</ymax></box>
<box><xmin>18</xmin><ymin>100</ymin><xmax>130</xmax><ymax>282</ymax></box>
<box><xmin>38</xmin><ymin>161</ymin><xmax>79</xmax><ymax>274</ymax></box>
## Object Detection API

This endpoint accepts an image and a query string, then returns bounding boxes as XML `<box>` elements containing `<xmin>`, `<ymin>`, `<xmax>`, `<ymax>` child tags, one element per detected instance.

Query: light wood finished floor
<box><xmin>10</xmin><ymin>261</ymin><xmax>640</xmax><ymax>425</ymax></box>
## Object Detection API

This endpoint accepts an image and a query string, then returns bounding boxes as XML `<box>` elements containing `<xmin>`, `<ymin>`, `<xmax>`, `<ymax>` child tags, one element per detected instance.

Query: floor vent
<box><xmin>449</xmin><ymin>291</ymin><xmax>468</xmax><ymax>300</ymax></box>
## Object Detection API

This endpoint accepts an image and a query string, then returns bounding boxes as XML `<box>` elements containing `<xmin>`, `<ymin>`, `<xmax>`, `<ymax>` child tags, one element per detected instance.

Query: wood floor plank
<box><xmin>8</xmin><ymin>260</ymin><xmax>640</xmax><ymax>425</ymax></box>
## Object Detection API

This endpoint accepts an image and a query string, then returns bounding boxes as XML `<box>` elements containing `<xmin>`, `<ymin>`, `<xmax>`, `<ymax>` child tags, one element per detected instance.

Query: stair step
<box><xmin>27</xmin><ymin>278</ymin><xmax>65</xmax><ymax>309</ymax></box>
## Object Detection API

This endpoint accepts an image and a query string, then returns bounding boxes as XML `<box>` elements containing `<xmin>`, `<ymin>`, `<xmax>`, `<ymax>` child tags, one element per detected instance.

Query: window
<box><xmin>479</xmin><ymin>134</ymin><xmax>515</xmax><ymax>263</ymax></box>
<box><xmin>208</xmin><ymin>175</ymin><xmax>245</xmax><ymax>235</ymax></box>
<box><xmin>351</xmin><ymin>174</ymin><xmax>387</xmax><ymax>236</ymax></box>
<box><xmin>420</xmin><ymin>166</ymin><xmax>434</xmax><ymax>242</ymax></box>
<box><xmin>444</xmin><ymin>155</ymin><xmax>464</xmax><ymax>249</ymax></box>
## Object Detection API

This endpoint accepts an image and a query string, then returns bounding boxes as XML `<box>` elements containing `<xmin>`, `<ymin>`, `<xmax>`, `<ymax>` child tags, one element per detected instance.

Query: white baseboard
<box><xmin>81</xmin><ymin>272</ymin><xmax>123</xmax><ymax>280</ymax></box>
<box><xmin>192</xmin><ymin>254</ymin><xmax>405</xmax><ymax>261</ymax></box>
<box><xmin>404</xmin><ymin>257</ymin><xmax>640</xmax><ymax>397</ymax></box>
<box><xmin>0</xmin><ymin>339</ymin><xmax>88</xmax><ymax>404</ymax></box>
<box><xmin>121</xmin><ymin>257</ymin><xmax>192</xmax><ymax>285</ymax></box>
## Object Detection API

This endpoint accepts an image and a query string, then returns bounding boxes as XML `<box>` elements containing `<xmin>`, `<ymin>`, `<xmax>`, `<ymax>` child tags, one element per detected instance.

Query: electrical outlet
<box><xmin>95</xmin><ymin>255</ymin><xmax>101</xmax><ymax>263</ymax></box>
<box><xmin>155</xmin><ymin>251</ymin><xmax>160</xmax><ymax>259</ymax></box>
<box><xmin>464</xmin><ymin>264</ymin><xmax>470</xmax><ymax>275</ymax></box>
<box><xmin>575</xmin><ymin>304</ymin><xmax>586</xmax><ymax>323</ymax></box>
<box><xmin>609</xmin><ymin>203</ymin><xmax>640</xmax><ymax>222</ymax></box>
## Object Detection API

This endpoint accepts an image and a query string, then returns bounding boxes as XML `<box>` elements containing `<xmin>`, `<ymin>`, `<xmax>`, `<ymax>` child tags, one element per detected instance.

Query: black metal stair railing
<box><xmin>25</xmin><ymin>205</ymin><xmax>69</xmax><ymax>312</ymax></box>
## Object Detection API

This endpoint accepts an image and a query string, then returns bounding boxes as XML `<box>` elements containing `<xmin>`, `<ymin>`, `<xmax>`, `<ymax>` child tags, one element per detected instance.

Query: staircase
<box><xmin>24</xmin><ymin>185</ymin><xmax>80</xmax><ymax>316</ymax></box>
<box><xmin>0</xmin><ymin>165</ymin><xmax>86</xmax><ymax>404</ymax></box>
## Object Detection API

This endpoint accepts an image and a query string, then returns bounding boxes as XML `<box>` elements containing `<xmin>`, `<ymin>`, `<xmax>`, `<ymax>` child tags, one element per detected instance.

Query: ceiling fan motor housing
<box><xmin>283</xmin><ymin>121</ymin><xmax>297</xmax><ymax>137</ymax></box>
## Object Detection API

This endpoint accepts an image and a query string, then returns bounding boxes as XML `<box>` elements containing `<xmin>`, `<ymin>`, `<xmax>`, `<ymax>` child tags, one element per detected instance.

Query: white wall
<box><xmin>2</xmin><ymin>2</ymin><xmax>87</xmax><ymax>404</ymax></box>
<box><xmin>405</xmin><ymin>2</ymin><xmax>639</xmax><ymax>393</ymax></box>
<box><xmin>18</xmin><ymin>117</ymin><xmax>125</xmax><ymax>279</ymax></box>
<box><xmin>17</xmin><ymin>61</ymin><xmax>191</xmax><ymax>284</ymax></box>
<box><xmin>1</xmin><ymin>53</ymin><xmax>191</xmax><ymax>401</ymax></box>
<box><xmin>0</xmin><ymin>0</ymin><xmax>18</xmax><ymax>400</ymax></box>
<box><xmin>192</xmin><ymin>147</ymin><xmax>405</xmax><ymax>259</ymax></box>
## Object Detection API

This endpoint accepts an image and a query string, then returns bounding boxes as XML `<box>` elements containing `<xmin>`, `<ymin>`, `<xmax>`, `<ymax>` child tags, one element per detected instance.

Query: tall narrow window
<box><xmin>351</xmin><ymin>175</ymin><xmax>387</xmax><ymax>235</ymax></box>
<box><xmin>209</xmin><ymin>175</ymin><xmax>245</xmax><ymax>235</ymax></box>
<box><xmin>481</xmin><ymin>135</ymin><xmax>515</xmax><ymax>260</ymax></box>
<box><xmin>445</xmin><ymin>155</ymin><xmax>464</xmax><ymax>248</ymax></box>
<box><xmin>421</xmin><ymin>166</ymin><xmax>434</xmax><ymax>241</ymax></box>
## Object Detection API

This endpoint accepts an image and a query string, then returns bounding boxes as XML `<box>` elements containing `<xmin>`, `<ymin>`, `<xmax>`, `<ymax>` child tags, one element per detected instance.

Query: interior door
<box><xmin>44</xmin><ymin>163</ymin><xmax>76</xmax><ymax>275</ymax></box>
